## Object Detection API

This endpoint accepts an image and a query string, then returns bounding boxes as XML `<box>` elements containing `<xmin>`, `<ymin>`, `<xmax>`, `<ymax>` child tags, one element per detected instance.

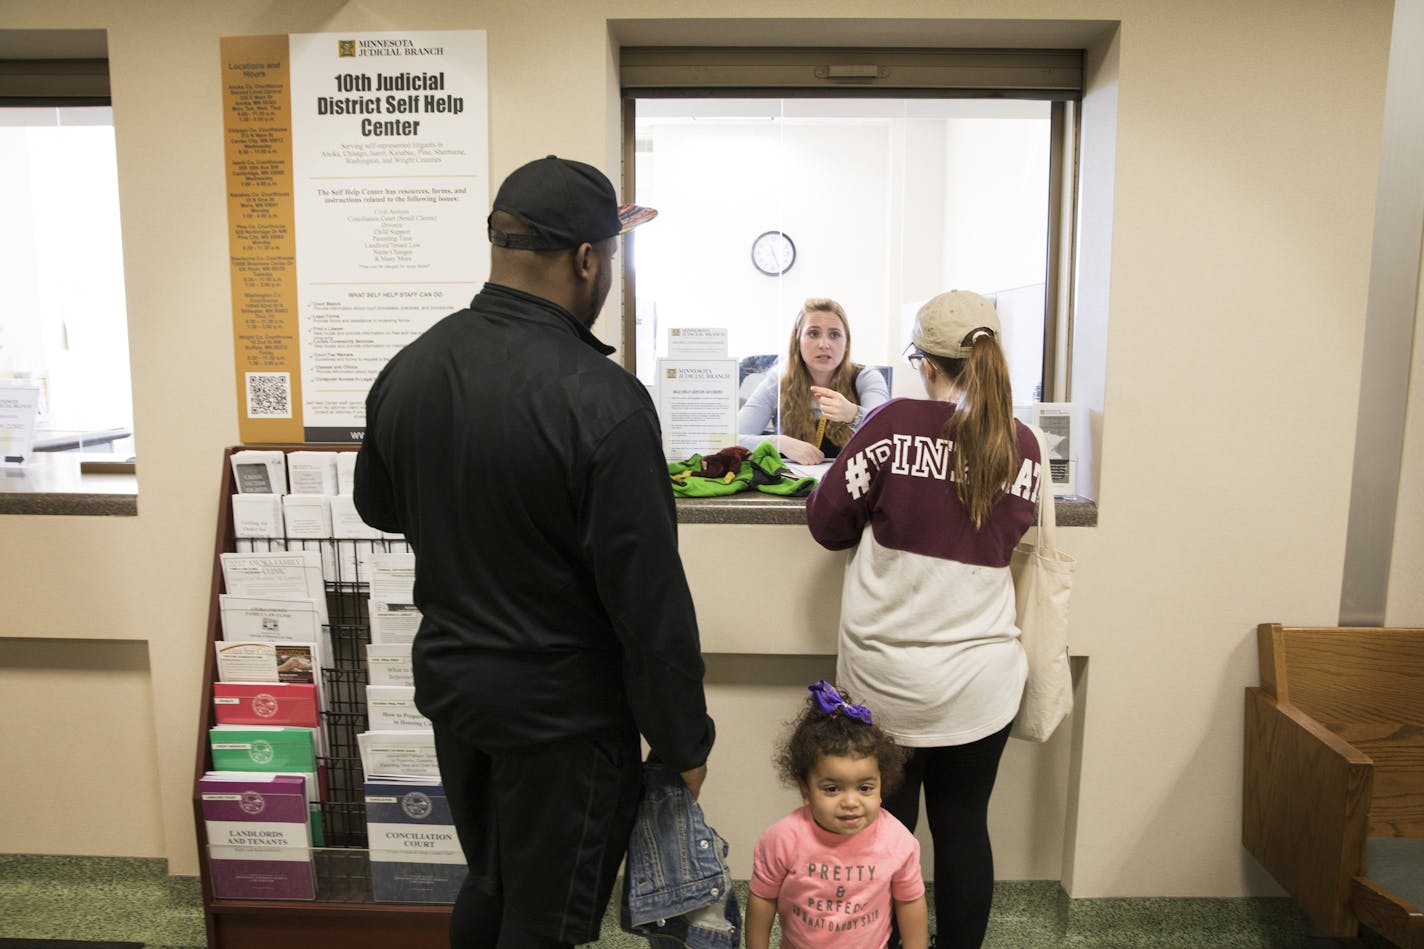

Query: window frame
<box><xmin>0</xmin><ymin>58</ymin><xmax>110</xmax><ymax>107</ymax></box>
<box><xmin>618</xmin><ymin>45</ymin><xmax>1082</xmax><ymax>403</ymax></box>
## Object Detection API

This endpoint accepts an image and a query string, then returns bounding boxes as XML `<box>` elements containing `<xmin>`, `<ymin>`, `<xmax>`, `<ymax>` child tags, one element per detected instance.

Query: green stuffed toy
<box><xmin>668</xmin><ymin>448</ymin><xmax>753</xmax><ymax>497</ymax></box>
<box><xmin>748</xmin><ymin>441</ymin><xmax>818</xmax><ymax>497</ymax></box>
<box><xmin>668</xmin><ymin>442</ymin><xmax>818</xmax><ymax>498</ymax></box>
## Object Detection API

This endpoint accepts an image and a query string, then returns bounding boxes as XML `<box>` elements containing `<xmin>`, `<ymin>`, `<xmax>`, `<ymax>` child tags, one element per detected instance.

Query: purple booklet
<box><xmin>200</xmin><ymin>772</ymin><xmax>315</xmax><ymax>900</ymax></box>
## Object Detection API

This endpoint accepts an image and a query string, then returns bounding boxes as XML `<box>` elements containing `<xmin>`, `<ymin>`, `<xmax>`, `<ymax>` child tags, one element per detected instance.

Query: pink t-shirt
<box><xmin>750</xmin><ymin>806</ymin><xmax>924</xmax><ymax>948</ymax></box>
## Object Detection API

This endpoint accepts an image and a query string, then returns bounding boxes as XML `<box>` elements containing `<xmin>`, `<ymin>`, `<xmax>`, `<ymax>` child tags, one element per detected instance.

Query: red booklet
<box><xmin>213</xmin><ymin>682</ymin><xmax>319</xmax><ymax>728</ymax></box>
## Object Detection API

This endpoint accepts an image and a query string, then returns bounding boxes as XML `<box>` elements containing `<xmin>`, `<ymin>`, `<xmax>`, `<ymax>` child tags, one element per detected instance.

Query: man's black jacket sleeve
<box><xmin>578</xmin><ymin>407</ymin><xmax>714</xmax><ymax>773</ymax></box>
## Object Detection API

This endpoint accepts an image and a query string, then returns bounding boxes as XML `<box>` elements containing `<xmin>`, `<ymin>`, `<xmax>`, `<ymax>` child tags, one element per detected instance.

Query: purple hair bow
<box><xmin>808</xmin><ymin>680</ymin><xmax>873</xmax><ymax>724</ymax></box>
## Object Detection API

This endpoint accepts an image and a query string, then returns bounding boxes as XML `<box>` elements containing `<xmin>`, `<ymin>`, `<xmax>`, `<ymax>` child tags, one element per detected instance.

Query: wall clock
<box><xmin>751</xmin><ymin>230</ymin><xmax>796</xmax><ymax>276</ymax></box>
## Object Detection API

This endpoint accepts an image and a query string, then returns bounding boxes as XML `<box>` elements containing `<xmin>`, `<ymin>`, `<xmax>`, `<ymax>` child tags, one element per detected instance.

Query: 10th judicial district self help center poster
<box><xmin>222</xmin><ymin>31</ymin><xmax>489</xmax><ymax>443</ymax></box>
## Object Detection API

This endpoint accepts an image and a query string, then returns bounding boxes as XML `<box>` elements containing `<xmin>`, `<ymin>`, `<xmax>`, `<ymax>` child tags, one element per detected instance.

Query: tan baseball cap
<box><xmin>911</xmin><ymin>290</ymin><xmax>1000</xmax><ymax>358</ymax></box>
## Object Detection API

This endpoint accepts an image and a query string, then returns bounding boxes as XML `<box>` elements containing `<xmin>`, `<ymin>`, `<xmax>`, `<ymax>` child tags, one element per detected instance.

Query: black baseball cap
<box><xmin>488</xmin><ymin>155</ymin><xmax>657</xmax><ymax>250</ymax></box>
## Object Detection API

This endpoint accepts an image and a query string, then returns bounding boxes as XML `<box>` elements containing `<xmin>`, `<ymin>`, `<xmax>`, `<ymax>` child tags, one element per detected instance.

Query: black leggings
<box><xmin>881</xmin><ymin>723</ymin><xmax>1012</xmax><ymax>949</ymax></box>
<box><xmin>449</xmin><ymin>883</ymin><xmax>571</xmax><ymax>949</ymax></box>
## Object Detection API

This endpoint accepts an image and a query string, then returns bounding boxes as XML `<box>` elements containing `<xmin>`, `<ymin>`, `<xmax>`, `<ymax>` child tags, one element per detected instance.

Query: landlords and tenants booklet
<box><xmin>200</xmin><ymin>772</ymin><xmax>315</xmax><ymax>900</ymax></box>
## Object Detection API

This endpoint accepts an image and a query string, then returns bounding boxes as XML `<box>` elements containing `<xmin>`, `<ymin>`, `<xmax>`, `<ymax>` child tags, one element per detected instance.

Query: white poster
<box><xmin>655</xmin><ymin>359</ymin><xmax>738</xmax><ymax>462</ymax></box>
<box><xmin>290</xmin><ymin>31</ymin><xmax>488</xmax><ymax>439</ymax></box>
<box><xmin>222</xmin><ymin>31</ymin><xmax>489</xmax><ymax>442</ymax></box>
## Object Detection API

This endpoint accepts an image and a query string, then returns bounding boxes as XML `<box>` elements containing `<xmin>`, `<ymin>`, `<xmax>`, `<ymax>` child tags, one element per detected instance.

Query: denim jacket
<box><xmin>620</xmin><ymin>764</ymin><xmax>740</xmax><ymax>949</ymax></box>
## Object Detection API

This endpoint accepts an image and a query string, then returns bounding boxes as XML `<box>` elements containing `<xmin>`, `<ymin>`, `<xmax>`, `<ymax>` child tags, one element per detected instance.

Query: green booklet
<box><xmin>209</xmin><ymin>726</ymin><xmax>320</xmax><ymax>805</ymax></box>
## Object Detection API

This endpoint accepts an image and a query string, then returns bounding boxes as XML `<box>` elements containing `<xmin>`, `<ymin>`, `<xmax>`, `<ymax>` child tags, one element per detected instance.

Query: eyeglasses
<box><xmin>904</xmin><ymin>344</ymin><xmax>926</xmax><ymax>371</ymax></box>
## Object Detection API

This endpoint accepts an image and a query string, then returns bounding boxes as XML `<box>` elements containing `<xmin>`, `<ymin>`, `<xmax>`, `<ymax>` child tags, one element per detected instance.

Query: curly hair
<box><xmin>773</xmin><ymin>685</ymin><xmax>908</xmax><ymax>794</ymax></box>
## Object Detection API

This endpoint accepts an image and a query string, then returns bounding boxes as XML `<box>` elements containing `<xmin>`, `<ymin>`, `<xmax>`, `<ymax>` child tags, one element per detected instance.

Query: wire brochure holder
<box><xmin>194</xmin><ymin>445</ymin><xmax>453</xmax><ymax>949</ymax></box>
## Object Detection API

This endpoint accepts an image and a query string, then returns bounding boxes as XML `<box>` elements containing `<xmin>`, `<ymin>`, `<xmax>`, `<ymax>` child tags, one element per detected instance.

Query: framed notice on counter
<box><xmin>0</xmin><ymin>384</ymin><xmax>40</xmax><ymax>466</ymax></box>
<box><xmin>655</xmin><ymin>359</ymin><xmax>737</xmax><ymax>462</ymax></box>
<box><xmin>220</xmin><ymin>30</ymin><xmax>489</xmax><ymax>443</ymax></box>
<box><xmin>666</xmin><ymin>327</ymin><xmax>728</xmax><ymax>358</ymax></box>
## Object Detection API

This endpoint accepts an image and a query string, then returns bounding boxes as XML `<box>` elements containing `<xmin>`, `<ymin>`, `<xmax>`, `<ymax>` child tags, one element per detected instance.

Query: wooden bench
<box><xmin>1243</xmin><ymin>622</ymin><xmax>1424</xmax><ymax>947</ymax></box>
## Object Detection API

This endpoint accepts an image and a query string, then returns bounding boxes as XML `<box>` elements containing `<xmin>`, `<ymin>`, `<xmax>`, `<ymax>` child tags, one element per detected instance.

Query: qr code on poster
<box><xmin>245</xmin><ymin>371</ymin><xmax>292</xmax><ymax>419</ymax></box>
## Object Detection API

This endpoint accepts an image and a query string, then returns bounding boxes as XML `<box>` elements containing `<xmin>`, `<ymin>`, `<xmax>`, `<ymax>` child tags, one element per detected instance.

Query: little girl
<box><xmin>746</xmin><ymin>680</ymin><xmax>928</xmax><ymax>949</ymax></box>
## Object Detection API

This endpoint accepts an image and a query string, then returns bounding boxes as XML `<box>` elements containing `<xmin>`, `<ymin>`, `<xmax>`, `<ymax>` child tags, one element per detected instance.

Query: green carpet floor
<box><xmin>0</xmin><ymin>854</ymin><xmax>1390</xmax><ymax>947</ymax></box>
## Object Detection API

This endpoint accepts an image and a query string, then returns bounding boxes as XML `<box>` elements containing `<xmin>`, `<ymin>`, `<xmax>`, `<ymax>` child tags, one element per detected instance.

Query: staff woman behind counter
<box><xmin>737</xmin><ymin>298</ymin><xmax>890</xmax><ymax>465</ymax></box>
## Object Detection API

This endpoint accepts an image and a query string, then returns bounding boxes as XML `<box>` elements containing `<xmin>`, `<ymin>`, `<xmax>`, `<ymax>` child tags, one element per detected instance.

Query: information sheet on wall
<box><xmin>221</xmin><ymin>31</ymin><xmax>488</xmax><ymax>443</ymax></box>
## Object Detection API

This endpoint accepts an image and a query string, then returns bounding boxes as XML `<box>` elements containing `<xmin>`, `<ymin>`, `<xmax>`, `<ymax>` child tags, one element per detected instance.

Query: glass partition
<box><xmin>632</xmin><ymin>97</ymin><xmax>1052</xmax><ymax>461</ymax></box>
<box><xmin>0</xmin><ymin>105</ymin><xmax>135</xmax><ymax>460</ymax></box>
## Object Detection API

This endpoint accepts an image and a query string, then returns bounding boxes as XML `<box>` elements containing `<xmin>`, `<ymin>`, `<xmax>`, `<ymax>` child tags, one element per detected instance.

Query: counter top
<box><xmin>2</xmin><ymin>456</ymin><xmax>1098</xmax><ymax>526</ymax></box>
<box><xmin>676</xmin><ymin>493</ymin><xmax>1098</xmax><ymax>526</ymax></box>
<box><xmin>0</xmin><ymin>453</ymin><xmax>138</xmax><ymax>516</ymax></box>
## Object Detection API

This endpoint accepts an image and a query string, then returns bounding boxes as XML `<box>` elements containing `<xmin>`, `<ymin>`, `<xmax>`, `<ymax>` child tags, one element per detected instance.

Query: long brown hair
<box><xmin>779</xmin><ymin>299</ymin><xmax>862</xmax><ymax>448</ymax></box>
<box><xmin>927</xmin><ymin>332</ymin><xmax>1019</xmax><ymax>529</ymax></box>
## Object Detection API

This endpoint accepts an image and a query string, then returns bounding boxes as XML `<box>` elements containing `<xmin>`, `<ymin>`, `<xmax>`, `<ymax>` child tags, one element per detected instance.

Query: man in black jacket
<box><xmin>355</xmin><ymin>156</ymin><xmax>714</xmax><ymax>949</ymax></box>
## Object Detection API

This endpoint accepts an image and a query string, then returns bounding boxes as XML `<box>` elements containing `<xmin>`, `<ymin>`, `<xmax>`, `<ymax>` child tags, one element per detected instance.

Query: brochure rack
<box><xmin>193</xmin><ymin>445</ymin><xmax>451</xmax><ymax>949</ymax></box>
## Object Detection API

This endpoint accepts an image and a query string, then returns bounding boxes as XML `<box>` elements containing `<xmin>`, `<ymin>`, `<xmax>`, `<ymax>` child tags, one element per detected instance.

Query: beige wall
<box><xmin>1391</xmin><ymin>268</ymin><xmax>1424</xmax><ymax>624</ymax></box>
<box><xmin>0</xmin><ymin>0</ymin><xmax>1415</xmax><ymax>902</ymax></box>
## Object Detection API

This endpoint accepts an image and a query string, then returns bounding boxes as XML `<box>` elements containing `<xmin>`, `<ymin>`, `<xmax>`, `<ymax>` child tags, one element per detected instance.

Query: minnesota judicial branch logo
<box><xmin>401</xmin><ymin>791</ymin><xmax>433</xmax><ymax>820</ymax></box>
<box><xmin>338</xmin><ymin>40</ymin><xmax>356</xmax><ymax>58</ymax></box>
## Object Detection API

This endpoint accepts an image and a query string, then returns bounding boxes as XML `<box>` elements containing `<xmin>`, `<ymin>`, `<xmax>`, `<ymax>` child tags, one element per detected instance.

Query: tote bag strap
<box><xmin>1026</xmin><ymin>423</ymin><xmax>1057</xmax><ymax>553</ymax></box>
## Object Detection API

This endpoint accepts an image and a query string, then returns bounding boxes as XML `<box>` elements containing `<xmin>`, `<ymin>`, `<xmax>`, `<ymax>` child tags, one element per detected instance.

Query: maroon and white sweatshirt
<box><xmin>806</xmin><ymin>397</ymin><xmax>1044</xmax><ymax>746</ymax></box>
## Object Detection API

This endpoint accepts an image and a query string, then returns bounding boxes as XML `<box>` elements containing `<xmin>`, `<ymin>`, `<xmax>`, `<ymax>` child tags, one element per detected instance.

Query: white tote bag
<box><xmin>1009</xmin><ymin>425</ymin><xmax>1076</xmax><ymax>742</ymax></box>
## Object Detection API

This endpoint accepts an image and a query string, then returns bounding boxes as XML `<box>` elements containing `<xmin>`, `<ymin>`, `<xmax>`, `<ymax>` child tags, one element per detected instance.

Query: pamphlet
<box><xmin>281</xmin><ymin>497</ymin><xmax>337</xmax><ymax>579</ymax></box>
<box><xmin>200</xmin><ymin>772</ymin><xmax>316</xmax><ymax>901</ymax></box>
<box><xmin>214</xmin><ymin>641</ymin><xmax>321</xmax><ymax>687</ymax></box>
<box><xmin>218</xmin><ymin>595</ymin><xmax>324</xmax><ymax>644</ymax></box>
<box><xmin>214</xmin><ymin>682</ymin><xmax>320</xmax><ymax>728</ymax></box>
<box><xmin>231</xmin><ymin>494</ymin><xmax>285</xmax><ymax>553</ymax></box>
<box><xmin>369</xmin><ymin>601</ymin><xmax>422</xmax><ymax>645</ymax></box>
<box><xmin>286</xmin><ymin>451</ymin><xmax>339</xmax><ymax>495</ymax></box>
<box><xmin>369</xmin><ymin>552</ymin><xmax>416</xmax><ymax>601</ymax></box>
<box><xmin>209</xmin><ymin>725</ymin><xmax>321</xmax><ymax>803</ymax></box>
<box><xmin>358</xmin><ymin>730</ymin><xmax>439</xmax><ymax>779</ymax></box>
<box><xmin>330</xmin><ymin>494</ymin><xmax>382</xmax><ymax>539</ymax></box>
<box><xmin>219</xmin><ymin>550</ymin><xmax>327</xmax><ymax>625</ymax></box>
<box><xmin>365</xmin><ymin>778</ymin><xmax>466</xmax><ymax>903</ymax></box>
<box><xmin>231</xmin><ymin>449</ymin><xmax>289</xmax><ymax>495</ymax></box>
<box><xmin>329</xmin><ymin>495</ymin><xmax>384</xmax><ymax>583</ymax></box>
<box><xmin>366</xmin><ymin>643</ymin><xmax>414</xmax><ymax>687</ymax></box>
<box><xmin>335</xmin><ymin>451</ymin><xmax>358</xmax><ymax>495</ymax></box>
<box><xmin>365</xmin><ymin>685</ymin><xmax>428</xmax><ymax>730</ymax></box>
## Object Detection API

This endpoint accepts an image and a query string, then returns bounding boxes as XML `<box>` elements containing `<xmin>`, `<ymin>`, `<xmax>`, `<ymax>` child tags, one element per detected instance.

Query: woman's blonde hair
<box><xmin>779</xmin><ymin>299</ymin><xmax>862</xmax><ymax>449</ymax></box>
<box><xmin>927</xmin><ymin>332</ymin><xmax>1019</xmax><ymax>529</ymax></box>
